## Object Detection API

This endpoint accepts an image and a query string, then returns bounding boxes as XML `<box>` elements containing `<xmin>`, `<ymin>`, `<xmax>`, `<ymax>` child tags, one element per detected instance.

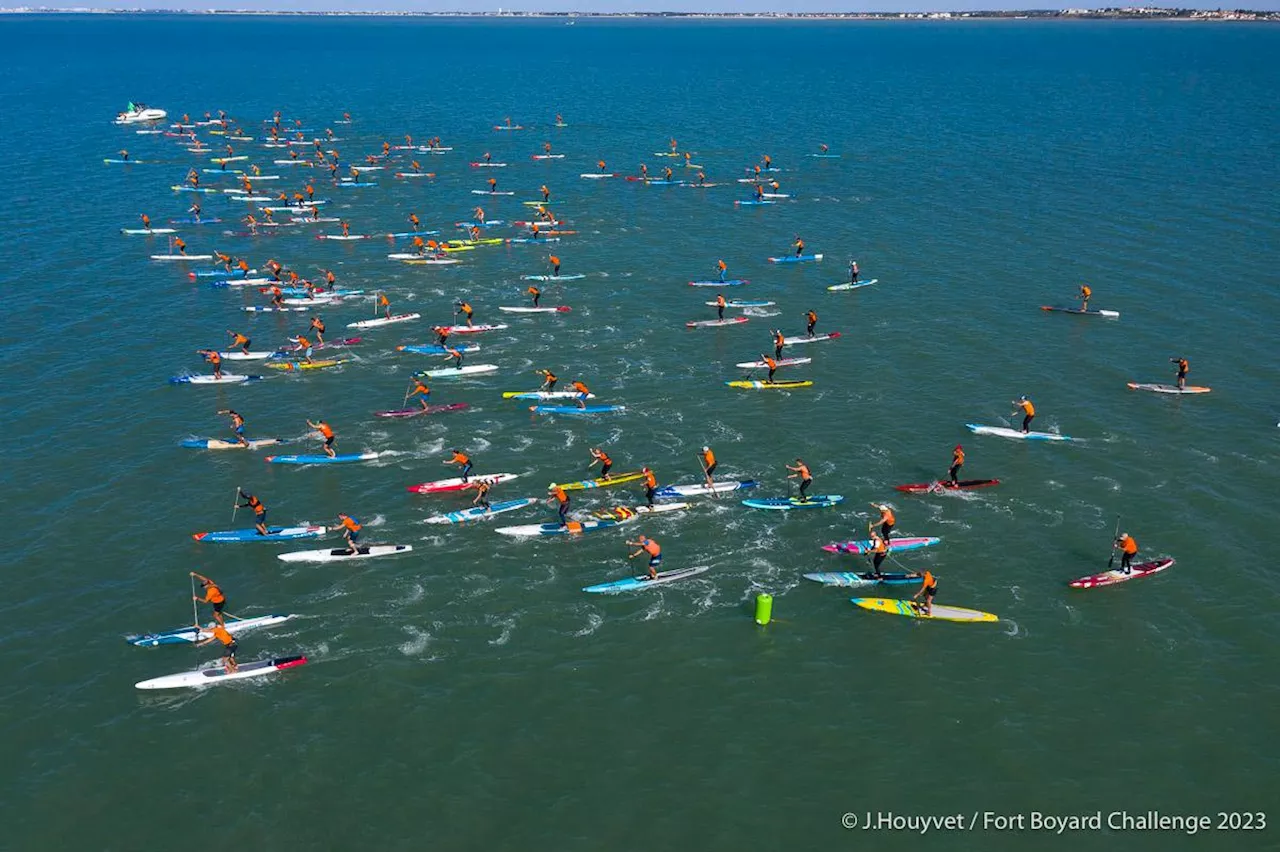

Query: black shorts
<box><xmin>923</xmin><ymin>586</ymin><xmax>937</xmax><ymax>600</ymax></box>
<box><xmin>224</xmin><ymin>641</ymin><xmax>239</xmax><ymax>656</ymax></box>
<box><xmin>600</xmin><ymin>462</ymin><xmax>612</xmax><ymax>477</ymax></box>
<box><xmin>705</xmin><ymin>462</ymin><xmax>718</xmax><ymax>476</ymax></box>
<box><xmin>324</xmin><ymin>436</ymin><xmax>335</xmax><ymax>448</ymax></box>
<box><xmin>212</xmin><ymin>601</ymin><xmax>225</xmax><ymax>613</ymax></box>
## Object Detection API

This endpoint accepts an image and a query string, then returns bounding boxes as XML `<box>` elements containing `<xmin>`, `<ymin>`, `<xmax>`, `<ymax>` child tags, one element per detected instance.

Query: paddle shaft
<box><xmin>231</xmin><ymin>485</ymin><xmax>240</xmax><ymax>523</ymax></box>
<box><xmin>1107</xmin><ymin>515</ymin><xmax>1120</xmax><ymax>568</ymax></box>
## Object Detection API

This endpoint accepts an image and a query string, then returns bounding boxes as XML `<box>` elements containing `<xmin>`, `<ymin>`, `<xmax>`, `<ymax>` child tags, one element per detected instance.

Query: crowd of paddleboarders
<box><xmin>111</xmin><ymin>104</ymin><xmax>1192</xmax><ymax>688</ymax></box>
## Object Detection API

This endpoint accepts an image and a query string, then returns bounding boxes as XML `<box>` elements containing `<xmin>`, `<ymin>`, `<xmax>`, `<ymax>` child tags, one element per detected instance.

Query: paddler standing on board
<box><xmin>139</xmin><ymin>212</ymin><xmax>151</xmax><ymax>230</ymax></box>
<box><xmin>527</xmin><ymin>285</ymin><xmax>542</xmax><ymax>307</ymax></box>
<box><xmin>540</xmin><ymin>184</ymin><xmax>551</xmax><ymax>203</ymax></box>
<box><xmin>468</xmin><ymin>479</ymin><xmax>493</xmax><ymax>511</ymax></box>
<box><xmin>787</xmin><ymin>458</ymin><xmax>813</xmax><ymax>502</ymax></box>
<box><xmin>378</xmin><ymin>292</ymin><xmax>392</xmax><ymax>319</ymax></box>
<box><xmin>487</xmin><ymin>177</ymin><xmax>498</xmax><ymax>194</ymax></box>
<box><xmin>226</xmin><ymin>329</ymin><xmax>251</xmax><ymax>355</ymax></box>
<box><xmin>628</xmin><ymin>535</ymin><xmax>663</xmax><ymax>580</ymax></box>
<box><xmin>1113</xmin><ymin>532</ymin><xmax>1139</xmax><ymax>575</ymax></box>
<box><xmin>1170</xmin><ymin>357</ymin><xmax>1189</xmax><ymax>390</ymax></box>
<box><xmin>716</xmin><ymin>259</ymin><xmax>728</xmax><ymax>282</ymax></box>
<box><xmin>307</xmin><ymin>419</ymin><xmax>336</xmax><ymax>459</ymax></box>
<box><xmin>218</xmin><ymin>409</ymin><xmax>250</xmax><ymax>447</ymax></box>
<box><xmin>873</xmin><ymin>503</ymin><xmax>896</xmax><ymax>542</ymax></box>
<box><xmin>1079</xmin><ymin>283</ymin><xmax>1092</xmax><ymax>311</ymax></box>
<box><xmin>455</xmin><ymin>300</ymin><xmax>474</xmax><ymax>327</ymax></box>
<box><xmin>191</xmin><ymin>572</ymin><xmax>228</xmax><ymax>626</ymax></box>
<box><xmin>548</xmin><ymin>483</ymin><xmax>571</xmax><ymax>526</ymax></box>
<box><xmin>237</xmin><ymin>489</ymin><xmax>268</xmax><ymax>536</ymax></box>
<box><xmin>440</xmin><ymin>346</ymin><xmax>464</xmax><ymax>369</ymax></box>
<box><xmin>715</xmin><ymin>294</ymin><xmax>727</xmax><ymax>319</ymax></box>
<box><xmin>866</xmin><ymin>529</ymin><xmax>889</xmax><ymax>578</ymax></box>
<box><xmin>198</xmin><ymin>349</ymin><xmax>224</xmax><ymax>380</ymax></box>
<box><xmin>572</xmin><ymin>379</ymin><xmax>591</xmax><ymax>409</ymax></box>
<box><xmin>473</xmin><ymin>206</ymin><xmax>486</xmax><ymax>224</ymax></box>
<box><xmin>641</xmin><ymin>467</ymin><xmax>658</xmax><ymax>507</ymax></box>
<box><xmin>588</xmin><ymin>447</ymin><xmax>613</xmax><ymax>481</ymax></box>
<box><xmin>772</xmin><ymin>329</ymin><xmax>786</xmax><ymax>359</ymax></box>
<box><xmin>848</xmin><ymin>259</ymin><xmax>859</xmax><ymax>284</ymax></box>
<box><xmin>535</xmin><ymin>368</ymin><xmax>557</xmax><ymax>391</ymax></box>
<box><xmin>196</xmin><ymin>622</ymin><xmax>238</xmax><ymax>673</ymax></box>
<box><xmin>408</xmin><ymin>377</ymin><xmax>431</xmax><ymax>411</ymax></box>
<box><xmin>308</xmin><ymin>315</ymin><xmax>326</xmax><ymax>344</ymax></box>
<box><xmin>793</xmin><ymin>235</ymin><xmax>805</xmax><ymax>258</ymax></box>
<box><xmin>948</xmin><ymin>445</ymin><xmax>965</xmax><ymax>486</ymax></box>
<box><xmin>292</xmin><ymin>334</ymin><xmax>315</xmax><ymax>365</ymax></box>
<box><xmin>336</xmin><ymin>513</ymin><xmax>363</xmax><ymax>555</ymax></box>
<box><xmin>1013</xmin><ymin>396</ymin><xmax>1036</xmax><ymax>434</ymax></box>
<box><xmin>700</xmin><ymin>446</ymin><xmax>717</xmax><ymax>485</ymax></box>
<box><xmin>912</xmin><ymin>570</ymin><xmax>938</xmax><ymax>617</ymax></box>
<box><xmin>446</xmin><ymin>449</ymin><xmax>473</xmax><ymax>483</ymax></box>
<box><xmin>758</xmin><ymin>354</ymin><xmax>779</xmax><ymax>382</ymax></box>
<box><xmin>805</xmin><ymin>309</ymin><xmax>818</xmax><ymax>338</ymax></box>
<box><xmin>549</xmin><ymin>254</ymin><xmax>562</xmax><ymax>277</ymax></box>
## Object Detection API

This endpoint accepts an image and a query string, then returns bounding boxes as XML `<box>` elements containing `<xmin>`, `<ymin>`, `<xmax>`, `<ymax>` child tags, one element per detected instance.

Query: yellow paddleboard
<box><xmin>553</xmin><ymin>471</ymin><xmax>646</xmax><ymax>491</ymax></box>
<box><xmin>447</xmin><ymin>238</ymin><xmax>504</xmax><ymax>247</ymax></box>
<box><xmin>851</xmin><ymin>598</ymin><xmax>998</xmax><ymax>623</ymax></box>
<box><xmin>266</xmin><ymin>359</ymin><xmax>343</xmax><ymax>371</ymax></box>
<box><xmin>726</xmin><ymin>380</ymin><xmax>814</xmax><ymax>390</ymax></box>
<box><xmin>440</xmin><ymin>244</ymin><xmax>476</xmax><ymax>253</ymax></box>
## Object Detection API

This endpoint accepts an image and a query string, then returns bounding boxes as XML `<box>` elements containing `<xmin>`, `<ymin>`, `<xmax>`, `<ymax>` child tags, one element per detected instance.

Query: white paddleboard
<box><xmin>277</xmin><ymin>544</ymin><xmax>413</xmax><ymax>563</ymax></box>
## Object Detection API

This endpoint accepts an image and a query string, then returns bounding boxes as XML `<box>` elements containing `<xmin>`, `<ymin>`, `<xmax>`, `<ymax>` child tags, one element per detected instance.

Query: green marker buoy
<box><xmin>755</xmin><ymin>593</ymin><xmax>773</xmax><ymax>625</ymax></box>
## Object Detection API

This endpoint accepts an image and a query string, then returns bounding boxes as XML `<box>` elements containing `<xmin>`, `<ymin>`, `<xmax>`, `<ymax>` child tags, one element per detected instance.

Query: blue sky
<box><xmin>31</xmin><ymin>1</ymin><xmax>1280</xmax><ymax>11</ymax></box>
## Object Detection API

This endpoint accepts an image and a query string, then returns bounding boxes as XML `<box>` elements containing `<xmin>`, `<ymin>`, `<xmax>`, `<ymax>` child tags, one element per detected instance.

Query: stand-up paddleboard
<box><xmin>554</xmin><ymin>471</ymin><xmax>645</xmax><ymax>491</ymax></box>
<box><xmin>687</xmin><ymin>317</ymin><xmax>749</xmax><ymax>328</ymax></box>
<box><xmin>828</xmin><ymin>278</ymin><xmax>880</xmax><ymax>292</ymax></box>
<box><xmin>336</xmin><ymin>181</ymin><xmax>378</xmax><ymax>188</ymax></box>
<box><xmin>243</xmin><ymin>306</ymin><xmax>309</xmax><ymax>313</ymax></box>
<box><xmin>725</xmin><ymin>380</ymin><xmax>813</xmax><ymax>390</ymax></box>
<box><xmin>470</xmin><ymin>190</ymin><xmax>515</xmax><ymax>196</ymax></box>
<box><xmin>170</xmin><ymin>374</ymin><xmax>262</xmax><ymax>385</ymax></box>
<box><xmin>803</xmin><ymin>572</ymin><xmax>921</xmax><ymax>588</ymax></box>
<box><xmin>470</xmin><ymin>162</ymin><xmax>509</xmax><ymax>167</ymax></box>
<box><xmin>530</xmin><ymin>404</ymin><xmax>625</xmax><ymax>414</ymax></box>
<box><xmin>1068</xmin><ymin>558</ymin><xmax>1175</xmax><ymax>589</ymax></box>
<box><xmin>583</xmin><ymin>566</ymin><xmax>710</xmax><ymax>593</ymax></box>
<box><xmin>689</xmin><ymin>279</ymin><xmax>748</xmax><ymax>287</ymax></box>
<box><xmin>496</xmin><ymin>503</ymin><xmax>686</xmax><ymax>537</ymax></box>
<box><xmin>375</xmin><ymin>403</ymin><xmax>469</xmax><ymax>418</ymax></box>
<box><xmin>265</xmin><ymin>359</ymin><xmax>346</xmax><ymax>371</ymax></box>
<box><xmin>347</xmin><ymin>313</ymin><xmax>421</xmax><ymax>329</ymax></box>
<box><xmin>503</xmin><ymin>390</ymin><xmax>594</xmax><ymax>400</ymax></box>
<box><xmin>580</xmin><ymin>173</ymin><xmax>621</xmax><ymax>179</ymax></box>
<box><xmin>809</xmin><ymin>153</ymin><xmax>842</xmax><ymax>158</ymax></box>
<box><xmin>419</xmin><ymin>364</ymin><xmax>499</xmax><ymax>378</ymax></box>
<box><xmin>710</xmin><ymin>300</ymin><xmax>774</xmax><ymax>309</ymax></box>
<box><xmin>821</xmin><ymin>536</ymin><xmax>941</xmax><ymax>555</ymax></box>
<box><xmin>264</xmin><ymin>452</ymin><xmax>379</xmax><ymax>465</ymax></box>
<box><xmin>400</xmin><ymin>257</ymin><xmax>460</xmax><ymax>266</ymax></box>
<box><xmin>317</xmin><ymin>234</ymin><xmax>372</xmax><ymax>241</ymax></box>
<box><xmin>423</xmin><ymin>498</ymin><xmax>538</xmax><ymax>525</ymax></box>
<box><xmin>435</xmin><ymin>324</ymin><xmax>508</xmax><ymax>335</ymax></box>
<box><xmin>507</xmin><ymin>237</ymin><xmax>562</xmax><ymax>244</ymax></box>
<box><xmin>1041</xmin><ymin>305</ymin><xmax>1120</xmax><ymax>319</ymax></box>
<box><xmin>127</xmin><ymin>614</ymin><xmax>295</xmax><ymax>647</ymax></box>
<box><xmin>781</xmin><ymin>332</ymin><xmax>841</xmax><ymax>345</ymax></box>
<box><xmin>215</xmin><ymin>351</ymin><xmax>277</xmax><ymax>361</ymax></box>
<box><xmin>851</xmin><ymin>598</ymin><xmax>999</xmax><ymax>623</ymax></box>
<box><xmin>407</xmin><ymin>473</ymin><xmax>519</xmax><ymax>494</ymax></box>
<box><xmin>742</xmin><ymin>495</ymin><xmax>843</xmax><ymax>510</ymax></box>
<box><xmin>735</xmin><ymin>357</ymin><xmax>810</xmax><ymax>368</ymax></box>
<box><xmin>735</xmin><ymin>200</ymin><xmax>776</xmax><ymax>206</ymax></box>
<box><xmin>396</xmin><ymin>343</ymin><xmax>480</xmax><ymax>355</ymax></box>
<box><xmin>768</xmin><ymin>254</ymin><xmax>823</xmax><ymax>263</ymax></box>
<box><xmin>277</xmin><ymin>544</ymin><xmax>413</xmax><ymax>563</ymax></box>
<box><xmin>181</xmin><ymin>438</ymin><xmax>282</xmax><ymax>450</ymax></box>
<box><xmin>121</xmin><ymin>227</ymin><xmax>177</xmax><ymax>235</ymax></box>
<box><xmin>653</xmin><ymin>479</ymin><xmax>757</xmax><ymax>498</ymax></box>
<box><xmin>521</xmin><ymin>274</ymin><xmax>585</xmax><ymax>282</ymax></box>
<box><xmin>152</xmin><ymin>254</ymin><xmax>213</xmax><ymax>261</ymax></box>
<box><xmin>965</xmin><ymin>424</ymin><xmax>1080</xmax><ymax>442</ymax></box>
<box><xmin>894</xmin><ymin>479</ymin><xmax>1001</xmax><ymax>493</ymax></box>
<box><xmin>135</xmin><ymin>655</ymin><xmax>307</xmax><ymax>690</ymax></box>
<box><xmin>192</xmin><ymin>525</ymin><xmax>327</xmax><ymax>542</ymax></box>
<box><xmin>498</xmin><ymin>306</ymin><xmax>572</xmax><ymax>313</ymax></box>
<box><xmin>1126</xmin><ymin>383</ymin><xmax>1211</xmax><ymax>395</ymax></box>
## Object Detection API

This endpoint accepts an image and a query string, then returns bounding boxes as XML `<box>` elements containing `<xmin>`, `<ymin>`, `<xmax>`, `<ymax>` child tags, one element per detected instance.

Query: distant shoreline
<box><xmin>2</xmin><ymin>8</ymin><xmax>1277</xmax><ymax>22</ymax></box>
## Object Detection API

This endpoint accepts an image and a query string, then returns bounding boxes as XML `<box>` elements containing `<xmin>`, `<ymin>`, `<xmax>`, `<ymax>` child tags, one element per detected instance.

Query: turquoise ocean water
<box><xmin>1</xmin><ymin>15</ymin><xmax>1278</xmax><ymax>850</ymax></box>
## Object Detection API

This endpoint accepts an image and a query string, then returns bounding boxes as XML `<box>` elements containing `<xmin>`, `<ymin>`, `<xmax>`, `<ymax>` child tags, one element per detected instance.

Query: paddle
<box><xmin>191</xmin><ymin>573</ymin><xmax>199</xmax><ymax>629</ymax></box>
<box><xmin>696</xmin><ymin>452</ymin><xmax>715</xmax><ymax>495</ymax></box>
<box><xmin>402</xmin><ymin>382</ymin><xmax>412</xmax><ymax>409</ymax></box>
<box><xmin>231</xmin><ymin>485</ymin><xmax>241</xmax><ymax>523</ymax></box>
<box><xmin>1107</xmin><ymin>515</ymin><xmax>1121</xmax><ymax>569</ymax></box>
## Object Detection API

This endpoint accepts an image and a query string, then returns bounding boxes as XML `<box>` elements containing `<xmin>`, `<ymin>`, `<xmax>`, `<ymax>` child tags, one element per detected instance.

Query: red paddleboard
<box><xmin>406</xmin><ymin>473</ymin><xmax>519</xmax><ymax>494</ymax></box>
<box><xmin>894</xmin><ymin>479</ymin><xmax>1001</xmax><ymax>494</ymax></box>
<box><xmin>1068</xmin><ymin>558</ymin><xmax>1175</xmax><ymax>589</ymax></box>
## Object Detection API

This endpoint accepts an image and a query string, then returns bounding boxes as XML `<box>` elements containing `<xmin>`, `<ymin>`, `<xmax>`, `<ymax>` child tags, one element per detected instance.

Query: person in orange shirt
<box><xmin>663</xmin><ymin>166</ymin><xmax>673</xmax><ymax>181</ymax></box>
<box><xmin>786</xmin><ymin>458</ymin><xmax>812</xmax><ymax>502</ymax></box>
<box><xmin>408</xmin><ymin>378</ymin><xmax>431</xmax><ymax>410</ymax></box>
<box><xmin>227</xmin><ymin>329</ymin><xmax>251</xmax><ymax>354</ymax></box>
<box><xmin>412</xmin><ymin>236</ymin><xmax>426</xmax><ymax>256</ymax></box>
<box><xmin>866</xmin><ymin>530</ymin><xmax>889</xmax><ymax>578</ymax></box>
<box><xmin>139</xmin><ymin>213</ymin><xmax>151</xmax><ymax>230</ymax></box>
<box><xmin>1012</xmin><ymin>396</ymin><xmax>1036</xmax><ymax>433</ymax></box>
<box><xmin>308</xmin><ymin>315</ymin><xmax>326</xmax><ymax>344</ymax></box>
<box><xmin>441</xmin><ymin>347</ymin><xmax>464</xmax><ymax>368</ymax></box>
<box><xmin>535</xmin><ymin>368</ymin><xmax>557</xmax><ymax>391</ymax></box>
<box><xmin>218</xmin><ymin>408</ymin><xmax>249</xmax><ymax>447</ymax></box>
<box><xmin>527</xmin><ymin>285</ymin><xmax>542</xmax><ymax>307</ymax></box>
<box><xmin>873</xmin><ymin>503</ymin><xmax>896</xmax><ymax>542</ymax></box>
<box><xmin>191</xmin><ymin>572</ymin><xmax>228</xmax><ymax>626</ymax></box>
<box><xmin>1079</xmin><ymin>283</ymin><xmax>1092</xmax><ymax>311</ymax></box>
<box><xmin>473</xmin><ymin>206</ymin><xmax>486</xmax><ymax>224</ymax></box>
<box><xmin>805</xmin><ymin>309</ymin><xmax>818</xmax><ymax>338</ymax></box>
<box><xmin>715</xmin><ymin>293</ymin><xmax>727</xmax><ymax>320</ymax></box>
<box><xmin>1114</xmin><ymin>533</ymin><xmax>1139</xmax><ymax>575</ymax></box>
<box><xmin>793</xmin><ymin>235</ymin><xmax>805</xmax><ymax>257</ymax></box>
<box><xmin>340</xmin><ymin>220</ymin><xmax>351</xmax><ymax>237</ymax></box>
<box><xmin>772</xmin><ymin>329</ymin><xmax>786</xmax><ymax>359</ymax></box>
<box><xmin>455</xmin><ymin>300</ymin><xmax>474</xmax><ymax>327</ymax></box>
<box><xmin>198</xmin><ymin>349</ymin><xmax>223</xmax><ymax>380</ymax></box>
<box><xmin>540</xmin><ymin>184</ymin><xmax>551</xmax><ymax>202</ymax></box>
<box><xmin>548</xmin><ymin>483</ymin><xmax>570</xmax><ymax>526</ymax></box>
<box><xmin>628</xmin><ymin>535</ymin><xmax>663</xmax><ymax>580</ymax></box>
<box><xmin>948</xmin><ymin>445</ymin><xmax>965</xmax><ymax>486</ymax></box>
<box><xmin>1170</xmin><ymin>357</ymin><xmax>1189</xmax><ymax>390</ymax></box>
<box><xmin>641</xmin><ymin>466</ymin><xmax>658</xmax><ymax>507</ymax></box>
<box><xmin>549</xmin><ymin>254</ymin><xmax>561</xmax><ymax>276</ymax></box>
<box><xmin>716</xmin><ymin>259</ymin><xmax>727</xmax><ymax>282</ymax></box>
<box><xmin>759</xmin><ymin>354</ymin><xmax>778</xmax><ymax>382</ymax></box>
<box><xmin>434</xmin><ymin>325</ymin><xmax>451</xmax><ymax>346</ymax></box>
<box><xmin>700</xmin><ymin>446</ymin><xmax>717</xmax><ymax>482</ymax></box>
<box><xmin>912</xmin><ymin>570</ymin><xmax>938</xmax><ymax>617</ymax></box>
<box><xmin>572</xmin><ymin>379</ymin><xmax>590</xmax><ymax>409</ymax></box>
<box><xmin>378</xmin><ymin>292</ymin><xmax>392</xmax><ymax>319</ymax></box>
<box><xmin>468</xmin><ymin>479</ymin><xmax>492</xmax><ymax>510</ymax></box>
<box><xmin>408</xmin><ymin>212</ymin><xmax>421</xmax><ymax>232</ymax></box>
<box><xmin>337</xmin><ymin>513</ymin><xmax>363</xmax><ymax>555</ymax></box>
<box><xmin>487</xmin><ymin>177</ymin><xmax>498</xmax><ymax>193</ymax></box>
<box><xmin>754</xmin><ymin>183</ymin><xmax>765</xmax><ymax>201</ymax></box>
<box><xmin>588</xmin><ymin>447</ymin><xmax>613</xmax><ymax>480</ymax></box>
<box><xmin>237</xmin><ymin>489</ymin><xmax>268</xmax><ymax>536</ymax></box>
<box><xmin>196</xmin><ymin>622</ymin><xmax>239</xmax><ymax>673</ymax></box>
<box><xmin>307</xmin><ymin>419</ymin><xmax>336</xmax><ymax>458</ymax></box>
<box><xmin>446</xmin><ymin>449</ymin><xmax>473</xmax><ymax>482</ymax></box>
<box><xmin>173</xmin><ymin>237</ymin><xmax>189</xmax><ymax>256</ymax></box>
